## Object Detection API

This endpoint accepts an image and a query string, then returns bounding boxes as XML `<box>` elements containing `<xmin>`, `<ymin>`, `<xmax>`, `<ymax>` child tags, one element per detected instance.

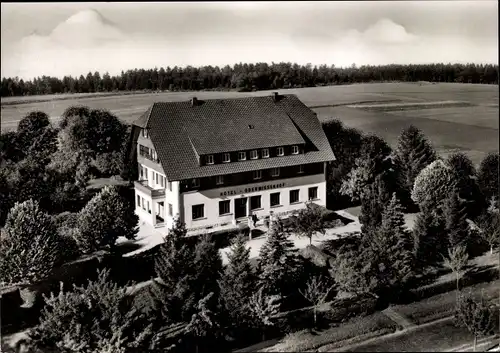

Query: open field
<box><xmin>2</xmin><ymin>82</ymin><xmax>498</xmax><ymax>165</ymax></box>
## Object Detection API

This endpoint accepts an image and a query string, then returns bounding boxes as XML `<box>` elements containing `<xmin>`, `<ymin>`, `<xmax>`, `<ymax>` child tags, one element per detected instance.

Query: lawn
<box><xmin>262</xmin><ymin>311</ymin><xmax>400</xmax><ymax>352</ymax></box>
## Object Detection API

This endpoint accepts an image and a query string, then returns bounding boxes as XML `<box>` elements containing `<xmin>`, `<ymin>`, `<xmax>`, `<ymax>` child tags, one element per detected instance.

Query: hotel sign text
<box><xmin>220</xmin><ymin>182</ymin><xmax>286</xmax><ymax>197</ymax></box>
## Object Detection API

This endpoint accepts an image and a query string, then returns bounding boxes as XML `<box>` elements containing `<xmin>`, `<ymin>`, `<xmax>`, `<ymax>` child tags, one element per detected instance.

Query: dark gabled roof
<box><xmin>133</xmin><ymin>94</ymin><xmax>336</xmax><ymax>181</ymax></box>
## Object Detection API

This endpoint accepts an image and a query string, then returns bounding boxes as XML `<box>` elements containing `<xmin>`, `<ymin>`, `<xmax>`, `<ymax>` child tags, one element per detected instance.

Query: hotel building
<box><xmin>130</xmin><ymin>93</ymin><xmax>336</xmax><ymax>234</ymax></box>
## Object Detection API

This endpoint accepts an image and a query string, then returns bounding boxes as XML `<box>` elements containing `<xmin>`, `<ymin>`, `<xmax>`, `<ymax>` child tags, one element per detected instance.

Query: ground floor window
<box><xmin>192</xmin><ymin>204</ymin><xmax>205</xmax><ymax>220</ymax></box>
<box><xmin>270</xmin><ymin>192</ymin><xmax>280</xmax><ymax>207</ymax></box>
<box><xmin>219</xmin><ymin>200</ymin><xmax>230</xmax><ymax>215</ymax></box>
<box><xmin>308</xmin><ymin>187</ymin><xmax>318</xmax><ymax>200</ymax></box>
<box><xmin>250</xmin><ymin>195</ymin><xmax>261</xmax><ymax>210</ymax></box>
<box><xmin>290</xmin><ymin>189</ymin><xmax>300</xmax><ymax>204</ymax></box>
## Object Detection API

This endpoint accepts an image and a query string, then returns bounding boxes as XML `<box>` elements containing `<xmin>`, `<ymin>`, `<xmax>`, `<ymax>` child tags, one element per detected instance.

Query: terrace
<box><xmin>134</xmin><ymin>180</ymin><xmax>165</xmax><ymax>198</ymax></box>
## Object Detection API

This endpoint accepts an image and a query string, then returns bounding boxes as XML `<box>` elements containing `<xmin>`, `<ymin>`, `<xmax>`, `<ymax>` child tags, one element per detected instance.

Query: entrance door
<box><xmin>235</xmin><ymin>198</ymin><xmax>247</xmax><ymax>219</ymax></box>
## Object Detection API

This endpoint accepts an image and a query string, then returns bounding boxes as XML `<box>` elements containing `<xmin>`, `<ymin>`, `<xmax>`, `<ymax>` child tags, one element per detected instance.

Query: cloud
<box><xmin>340</xmin><ymin>18</ymin><xmax>419</xmax><ymax>46</ymax></box>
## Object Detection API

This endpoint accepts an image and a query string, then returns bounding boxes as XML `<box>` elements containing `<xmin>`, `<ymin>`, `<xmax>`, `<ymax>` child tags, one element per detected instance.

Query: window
<box><xmin>151</xmin><ymin>149</ymin><xmax>157</xmax><ymax>160</ymax></box>
<box><xmin>141</xmin><ymin>197</ymin><xmax>146</xmax><ymax>210</ymax></box>
<box><xmin>290</xmin><ymin>189</ymin><xmax>300</xmax><ymax>204</ymax></box>
<box><xmin>216</xmin><ymin>175</ymin><xmax>224</xmax><ymax>185</ymax></box>
<box><xmin>271</xmin><ymin>167</ymin><xmax>280</xmax><ymax>177</ymax></box>
<box><xmin>277</xmin><ymin>147</ymin><xmax>284</xmax><ymax>156</ymax></box>
<box><xmin>159</xmin><ymin>175</ymin><xmax>164</xmax><ymax>187</ymax></box>
<box><xmin>168</xmin><ymin>203</ymin><xmax>173</xmax><ymax>216</ymax></box>
<box><xmin>253</xmin><ymin>170</ymin><xmax>262</xmax><ymax>180</ymax></box>
<box><xmin>223</xmin><ymin>153</ymin><xmax>231</xmax><ymax>163</ymax></box>
<box><xmin>270</xmin><ymin>192</ymin><xmax>280</xmax><ymax>207</ymax></box>
<box><xmin>142</xmin><ymin>129</ymin><xmax>148</xmax><ymax>138</ymax></box>
<box><xmin>308</xmin><ymin>187</ymin><xmax>318</xmax><ymax>200</ymax></box>
<box><xmin>192</xmin><ymin>204</ymin><xmax>205</xmax><ymax>220</ymax></box>
<box><xmin>137</xmin><ymin>195</ymin><xmax>141</xmax><ymax>208</ymax></box>
<box><xmin>192</xmin><ymin>178</ymin><xmax>200</xmax><ymax>188</ymax></box>
<box><xmin>219</xmin><ymin>200</ymin><xmax>230</xmax><ymax>215</ymax></box>
<box><xmin>147</xmin><ymin>201</ymin><xmax>151</xmax><ymax>214</ymax></box>
<box><xmin>155</xmin><ymin>172</ymin><xmax>158</xmax><ymax>184</ymax></box>
<box><xmin>238</xmin><ymin>152</ymin><xmax>247</xmax><ymax>161</ymax></box>
<box><xmin>206</xmin><ymin>155</ymin><xmax>214</xmax><ymax>165</ymax></box>
<box><xmin>292</xmin><ymin>145</ymin><xmax>299</xmax><ymax>154</ymax></box>
<box><xmin>168</xmin><ymin>181</ymin><xmax>172</xmax><ymax>191</ymax></box>
<box><xmin>250</xmin><ymin>150</ymin><xmax>258</xmax><ymax>159</ymax></box>
<box><xmin>298</xmin><ymin>165</ymin><xmax>304</xmax><ymax>174</ymax></box>
<box><xmin>143</xmin><ymin>167</ymin><xmax>148</xmax><ymax>180</ymax></box>
<box><xmin>250</xmin><ymin>196</ymin><xmax>261</xmax><ymax>210</ymax></box>
<box><xmin>261</xmin><ymin>148</ymin><xmax>269</xmax><ymax>158</ymax></box>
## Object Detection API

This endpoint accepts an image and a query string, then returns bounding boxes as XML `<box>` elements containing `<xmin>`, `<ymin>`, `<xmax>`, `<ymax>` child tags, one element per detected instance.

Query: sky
<box><xmin>1</xmin><ymin>1</ymin><xmax>498</xmax><ymax>80</ymax></box>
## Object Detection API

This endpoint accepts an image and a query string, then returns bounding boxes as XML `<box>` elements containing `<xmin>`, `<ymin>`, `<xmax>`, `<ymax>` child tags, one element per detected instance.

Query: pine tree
<box><xmin>359</xmin><ymin>174</ymin><xmax>393</xmax><ymax>235</ymax></box>
<box><xmin>219</xmin><ymin>234</ymin><xmax>256</xmax><ymax>329</ymax></box>
<box><xmin>149</xmin><ymin>219</ymin><xmax>196</xmax><ymax>324</ymax></box>
<box><xmin>248</xmin><ymin>287</ymin><xmax>281</xmax><ymax>341</ymax></box>
<box><xmin>193</xmin><ymin>235</ymin><xmax>223</xmax><ymax>302</ymax></box>
<box><xmin>412</xmin><ymin>209</ymin><xmax>447</xmax><ymax>267</ymax></box>
<box><xmin>395</xmin><ymin>125</ymin><xmax>437</xmax><ymax>209</ymax></box>
<box><xmin>446</xmin><ymin>152</ymin><xmax>486</xmax><ymax>219</ymax></box>
<box><xmin>371</xmin><ymin>194</ymin><xmax>416</xmax><ymax>298</ymax></box>
<box><xmin>0</xmin><ymin>200</ymin><xmax>62</xmax><ymax>285</ymax></box>
<box><xmin>186</xmin><ymin>292</ymin><xmax>222</xmax><ymax>353</ymax></box>
<box><xmin>257</xmin><ymin>218</ymin><xmax>300</xmax><ymax>297</ymax></box>
<box><xmin>477</xmin><ymin>152</ymin><xmax>499</xmax><ymax>207</ymax></box>
<box><xmin>444</xmin><ymin>191</ymin><xmax>470</xmax><ymax>250</ymax></box>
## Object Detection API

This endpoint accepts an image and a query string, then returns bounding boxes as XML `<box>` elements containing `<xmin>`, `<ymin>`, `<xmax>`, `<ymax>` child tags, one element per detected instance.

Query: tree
<box><xmin>476</xmin><ymin>209</ymin><xmax>500</xmax><ymax>255</ymax></box>
<box><xmin>257</xmin><ymin>218</ymin><xmax>300</xmax><ymax>297</ymax></box>
<box><xmin>299</xmin><ymin>275</ymin><xmax>335</xmax><ymax>326</ymax></box>
<box><xmin>443</xmin><ymin>245</ymin><xmax>469</xmax><ymax>292</ymax></box>
<box><xmin>477</xmin><ymin>153</ymin><xmax>499</xmax><ymax>207</ymax></box>
<box><xmin>394</xmin><ymin>125</ymin><xmax>437</xmax><ymax>209</ymax></box>
<box><xmin>446</xmin><ymin>152</ymin><xmax>486</xmax><ymax>219</ymax></box>
<box><xmin>186</xmin><ymin>292</ymin><xmax>222</xmax><ymax>353</ymax></box>
<box><xmin>77</xmin><ymin>185</ymin><xmax>138</xmax><ymax>254</ymax></box>
<box><xmin>219</xmin><ymin>233</ymin><xmax>256</xmax><ymax>329</ymax></box>
<box><xmin>248</xmin><ymin>287</ymin><xmax>281</xmax><ymax>341</ymax></box>
<box><xmin>412</xmin><ymin>159</ymin><xmax>455</xmax><ymax>215</ymax></box>
<box><xmin>149</xmin><ymin>219</ymin><xmax>196</xmax><ymax>324</ymax></box>
<box><xmin>412</xmin><ymin>208</ymin><xmax>447</xmax><ymax>267</ymax></box>
<box><xmin>455</xmin><ymin>292</ymin><xmax>497</xmax><ymax>352</ymax></box>
<box><xmin>293</xmin><ymin>202</ymin><xmax>326</xmax><ymax>245</ymax></box>
<box><xmin>0</xmin><ymin>199</ymin><xmax>62</xmax><ymax>286</ymax></box>
<box><xmin>444</xmin><ymin>191</ymin><xmax>471</xmax><ymax>249</ymax></box>
<box><xmin>358</xmin><ymin>174</ymin><xmax>393</xmax><ymax>234</ymax></box>
<box><xmin>192</xmin><ymin>235</ymin><xmax>223</xmax><ymax>302</ymax></box>
<box><xmin>28</xmin><ymin>269</ymin><xmax>154</xmax><ymax>353</ymax></box>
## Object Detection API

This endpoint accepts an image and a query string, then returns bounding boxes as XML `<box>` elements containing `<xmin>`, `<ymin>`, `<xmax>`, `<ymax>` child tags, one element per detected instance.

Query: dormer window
<box><xmin>271</xmin><ymin>167</ymin><xmax>280</xmax><ymax>177</ymax></box>
<box><xmin>192</xmin><ymin>178</ymin><xmax>200</xmax><ymax>188</ymax></box>
<box><xmin>291</xmin><ymin>145</ymin><xmax>299</xmax><ymax>154</ymax></box>
<box><xmin>262</xmin><ymin>148</ymin><xmax>269</xmax><ymax>158</ymax></box>
<box><xmin>206</xmin><ymin>155</ymin><xmax>214</xmax><ymax>165</ymax></box>
<box><xmin>238</xmin><ymin>152</ymin><xmax>247</xmax><ymax>161</ymax></box>
<box><xmin>253</xmin><ymin>170</ymin><xmax>262</xmax><ymax>180</ymax></box>
<box><xmin>223</xmin><ymin>153</ymin><xmax>231</xmax><ymax>163</ymax></box>
<box><xmin>216</xmin><ymin>175</ymin><xmax>224</xmax><ymax>185</ymax></box>
<box><xmin>142</xmin><ymin>129</ymin><xmax>149</xmax><ymax>138</ymax></box>
<box><xmin>250</xmin><ymin>150</ymin><xmax>258</xmax><ymax>160</ymax></box>
<box><xmin>277</xmin><ymin>147</ymin><xmax>284</xmax><ymax>156</ymax></box>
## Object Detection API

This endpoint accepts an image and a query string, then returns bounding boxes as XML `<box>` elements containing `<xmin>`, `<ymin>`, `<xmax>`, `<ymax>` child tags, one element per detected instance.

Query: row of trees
<box><xmin>0</xmin><ymin>107</ymin><xmax>137</xmax><ymax>226</ymax></box>
<box><xmin>2</xmin><ymin>62</ymin><xmax>498</xmax><ymax>97</ymax></box>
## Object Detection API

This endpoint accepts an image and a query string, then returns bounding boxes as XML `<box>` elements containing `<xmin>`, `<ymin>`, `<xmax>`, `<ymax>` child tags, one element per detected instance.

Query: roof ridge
<box><xmin>150</xmin><ymin>93</ymin><xmax>297</xmax><ymax>105</ymax></box>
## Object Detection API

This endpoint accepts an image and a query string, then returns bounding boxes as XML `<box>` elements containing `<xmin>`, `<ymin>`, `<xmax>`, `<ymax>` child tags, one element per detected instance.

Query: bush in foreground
<box><xmin>27</xmin><ymin>268</ymin><xmax>154</xmax><ymax>353</ymax></box>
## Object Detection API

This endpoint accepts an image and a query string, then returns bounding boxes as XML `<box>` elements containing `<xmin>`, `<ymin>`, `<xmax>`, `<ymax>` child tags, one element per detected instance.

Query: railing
<box><xmin>139</xmin><ymin>150</ymin><xmax>160</xmax><ymax>163</ymax></box>
<box><xmin>134</xmin><ymin>180</ymin><xmax>166</xmax><ymax>198</ymax></box>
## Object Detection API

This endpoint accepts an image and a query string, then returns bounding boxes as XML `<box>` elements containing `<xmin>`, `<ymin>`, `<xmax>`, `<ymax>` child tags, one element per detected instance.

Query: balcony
<box><xmin>134</xmin><ymin>180</ymin><xmax>166</xmax><ymax>198</ymax></box>
<box><xmin>139</xmin><ymin>150</ymin><xmax>160</xmax><ymax>164</ymax></box>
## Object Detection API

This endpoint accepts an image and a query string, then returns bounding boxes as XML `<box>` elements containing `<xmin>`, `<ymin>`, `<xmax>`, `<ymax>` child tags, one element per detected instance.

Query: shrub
<box><xmin>28</xmin><ymin>268</ymin><xmax>154</xmax><ymax>353</ymax></box>
<box><xmin>0</xmin><ymin>200</ymin><xmax>63</xmax><ymax>285</ymax></box>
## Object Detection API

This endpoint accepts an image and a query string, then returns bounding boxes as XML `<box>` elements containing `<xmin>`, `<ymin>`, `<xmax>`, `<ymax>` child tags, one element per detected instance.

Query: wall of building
<box><xmin>181</xmin><ymin>173</ymin><xmax>326</xmax><ymax>231</ymax></box>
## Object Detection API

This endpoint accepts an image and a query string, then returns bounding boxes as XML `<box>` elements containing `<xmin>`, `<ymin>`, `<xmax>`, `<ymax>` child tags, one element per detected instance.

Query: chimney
<box><xmin>272</xmin><ymin>92</ymin><xmax>279</xmax><ymax>102</ymax></box>
<box><xmin>191</xmin><ymin>97</ymin><xmax>198</xmax><ymax>106</ymax></box>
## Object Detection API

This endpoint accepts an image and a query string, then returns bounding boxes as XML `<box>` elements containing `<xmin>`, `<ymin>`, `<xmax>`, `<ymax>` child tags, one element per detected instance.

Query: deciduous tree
<box><xmin>293</xmin><ymin>202</ymin><xmax>327</xmax><ymax>245</ymax></box>
<box><xmin>28</xmin><ymin>269</ymin><xmax>154</xmax><ymax>353</ymax></box>
<box><xmin>248</xmin><ymin>287</ymin><xmax>281</xmax><ymax>341</ymax></box>
<box><xmin>299</xmin><ymin>275</ymin><xmax>335</xmax><ymax>326</ymax></box>
<box><xmin>443</xmin><ymin>245</ymin><xmax>469</xmax><ymax>292</ymax></box>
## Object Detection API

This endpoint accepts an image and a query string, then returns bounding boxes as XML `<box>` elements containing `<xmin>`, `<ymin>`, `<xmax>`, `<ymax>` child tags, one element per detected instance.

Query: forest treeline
<box><xmin>1</xmin><ymin>62</ymin><xmax>498</xmax><ymax>97</ymax></box>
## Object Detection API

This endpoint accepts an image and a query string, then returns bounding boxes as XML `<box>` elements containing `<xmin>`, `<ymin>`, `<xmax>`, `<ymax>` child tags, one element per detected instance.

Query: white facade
<box><xmin>135</xmin><ymin>167</ymin><xmax>327</xmax><ymax>234</ymax></box>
